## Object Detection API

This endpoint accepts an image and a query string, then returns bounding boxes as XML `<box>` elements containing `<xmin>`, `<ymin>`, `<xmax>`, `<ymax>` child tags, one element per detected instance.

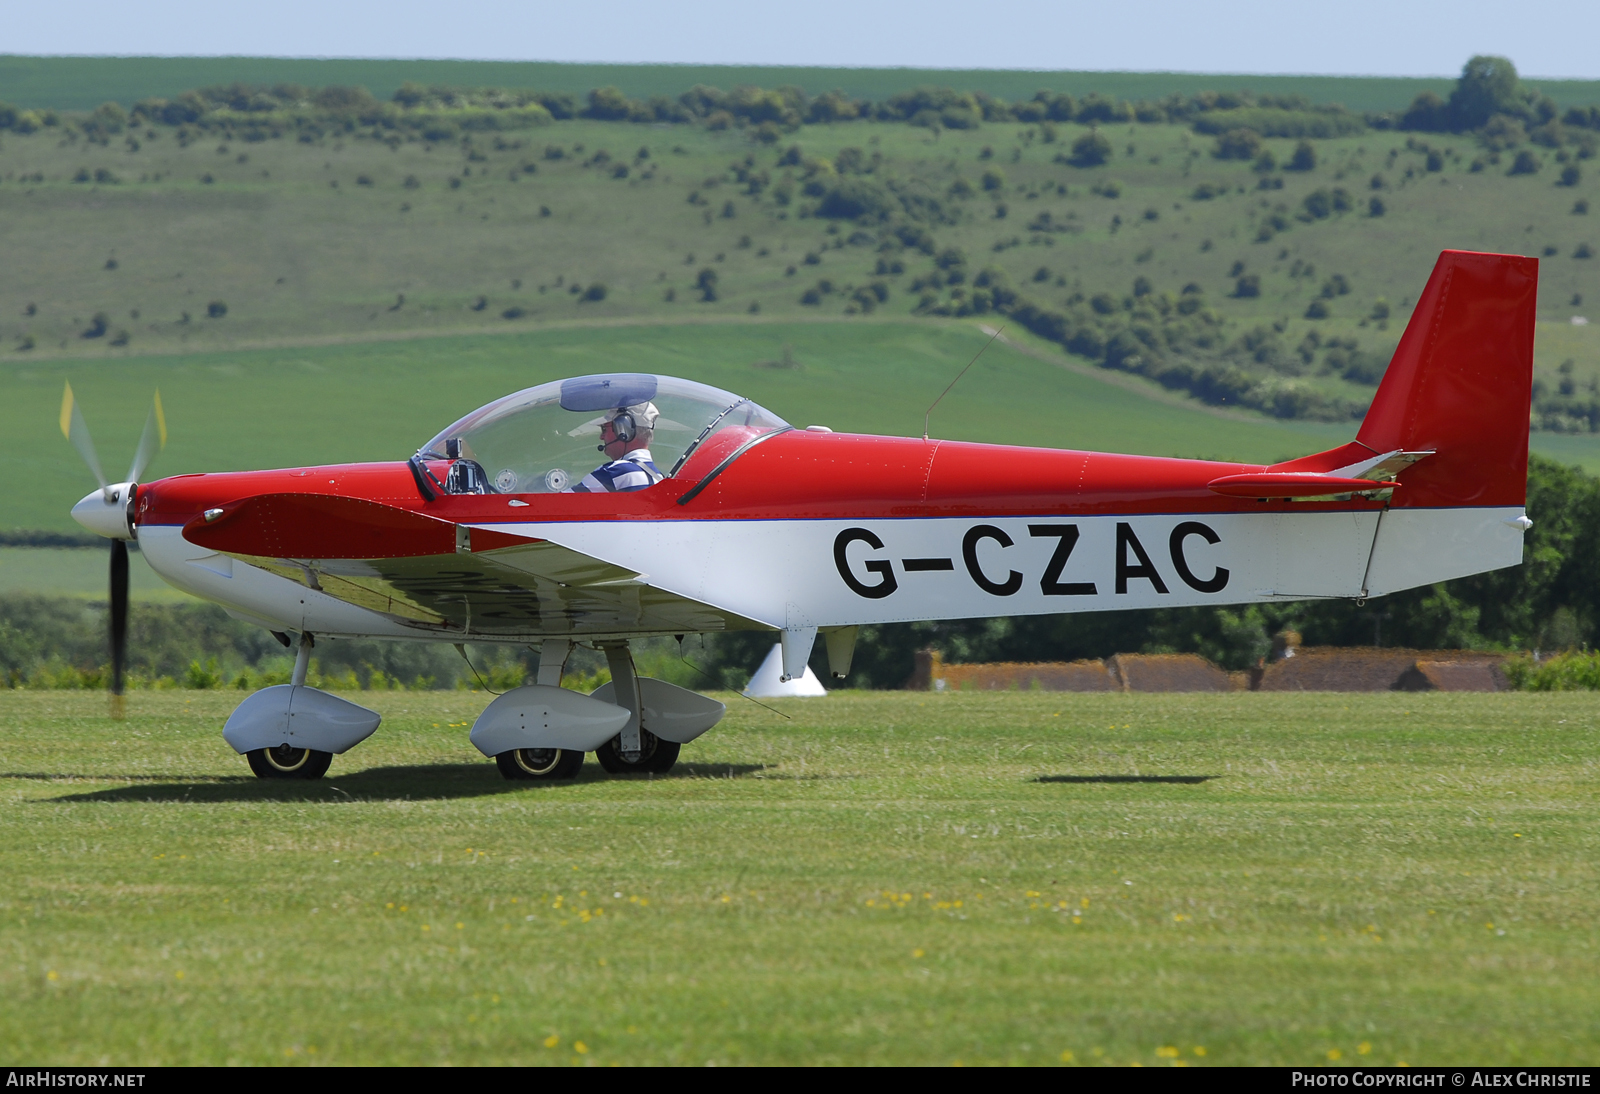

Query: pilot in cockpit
<box><xmin>567</xmin><ymin>401</ymin><xmax>664</xmax><ymax>493</ymax></box>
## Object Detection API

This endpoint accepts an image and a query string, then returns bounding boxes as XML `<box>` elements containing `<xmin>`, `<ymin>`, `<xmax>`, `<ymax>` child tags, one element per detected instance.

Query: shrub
<box><xmin>1306</xmin><ymin>299</ymin><xmax>1330</xmax><ymax>319</ymax></box>
<box><xmin>1576</xmin><ymin>244</ymin><xmax>1594</xmax><ymax>259</ymax></box>
<box><xmin>582</xmin><ymin>284</ymin><xmax>607</xmax><ymax>302</ymax></box>
<box><xmin>1559</xmin><ymin>164</ymin><xmax>1581</xmax><ymax>187</ymax></box>
<box><xmin>207</xmin><ymin>300</ymin><xmax>227</xmax><ymax>318</ymax></box>
<box><xmin>1287</xmin><ymin>141</ymin><xmax>1316</xmax><ymax>171</ymax></box>
<box><xmin>81</xmin><ymin>313</ymin><xmax>109</xmax><ymax>339</ymax></box>
<box><xmin>1066</xmin><ymin>131</ymin><xmax>1111</xmax><ymax>167</ymax></box>
<box><xmin>1508</xmin><ymin>150</ymin><xmax>1541</xmax><ymax>175</ymax></box>
<box><xmin>1368</xmin><ymin>196</ymin><xmax>1386</xmax><ymax>217</ymax></box>
<box><xmin>695</xmin><ymin>268</ymin><xmax>718</xmax><ymax>302</ymax></box>
<box><xmin>1214</xmin><ymin>128</ymin><xmax>1261</xmax><ymax>160</ymax></box>
<box><xmin>502</xmin><ymin>306</ymin><xmax>526</xmax><ymax>319</ymax></box>
<box><xmin>1506</xmin><ymin>650</ymin><xmax>1600</xmax><ymax>690</ymax></box>
<box><xmin>1252</xmin><ymin>149</ymin><xmax>1277</xmax><ymax>173</ymax></box>
<box><xmin>1233</xmin><ymin>275</ymin><xmax>1260</xmax><ymax>298</ymax></box>
<box><xmin>981</xmin><ymin>168</ymin><xmax>1006</xmax><ymax>191</ymax></box>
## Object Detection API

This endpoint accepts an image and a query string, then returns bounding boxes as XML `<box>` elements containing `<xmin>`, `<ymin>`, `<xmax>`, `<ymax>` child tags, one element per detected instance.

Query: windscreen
<box><xmin>418</xmin><ymin>374</ymin><xmax>788</xmax><ymax>494</ymax></box>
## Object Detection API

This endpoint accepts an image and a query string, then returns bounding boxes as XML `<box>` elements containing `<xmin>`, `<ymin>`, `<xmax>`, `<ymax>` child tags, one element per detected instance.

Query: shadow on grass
<box><xmin>38</xmin><ymin>761</ymin><xmax>772</xmax><ymax>804</ymax></box>
<box><xmin>1035</xmin><ymin>774</ymin><xmax>1218</xmax><ymax>784</ymax></box>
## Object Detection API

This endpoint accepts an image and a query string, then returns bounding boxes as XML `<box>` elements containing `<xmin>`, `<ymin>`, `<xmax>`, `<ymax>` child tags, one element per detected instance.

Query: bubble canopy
<box><xmin>417</xmin><ymin>374</ymin><xmax>789</xmax><ymax>495</ymax></box>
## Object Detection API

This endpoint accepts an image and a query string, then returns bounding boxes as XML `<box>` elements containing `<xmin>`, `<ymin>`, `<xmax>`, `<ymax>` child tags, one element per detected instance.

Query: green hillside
<box><xmin>4</xmin><ymin>60</ymin><xmax>1600</xmax><ymax>538</ymax></box>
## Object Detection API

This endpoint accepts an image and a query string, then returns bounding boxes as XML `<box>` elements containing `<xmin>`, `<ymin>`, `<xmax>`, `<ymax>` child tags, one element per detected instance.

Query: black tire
<box><xmin>495</xmin><ymin>748</ymin><xmax>584</xmax><ymax>780</ymax></box>
<box><xmin>247</xmin><ymin>745</ymin><xmax>333</xmax><ymax>780</ymax></box>
<box><xmin>595</xmin><ymin>729</ymin><xmax>680</xmax><ymax>775</ymax></box>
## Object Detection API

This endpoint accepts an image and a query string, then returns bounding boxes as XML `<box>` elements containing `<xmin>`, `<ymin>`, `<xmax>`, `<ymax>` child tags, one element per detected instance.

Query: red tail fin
<box><xmin>1358</xmin><ymin>250</ymin><xmax>1538</xmax><ymax>508</ymax></box>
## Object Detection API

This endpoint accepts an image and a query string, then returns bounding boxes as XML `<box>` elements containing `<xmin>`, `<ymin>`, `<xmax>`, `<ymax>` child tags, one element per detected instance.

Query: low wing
<box><xmin>182</xmin><ymin>493</ymin><xmax>764</xmax><ymax>638</ymax></box>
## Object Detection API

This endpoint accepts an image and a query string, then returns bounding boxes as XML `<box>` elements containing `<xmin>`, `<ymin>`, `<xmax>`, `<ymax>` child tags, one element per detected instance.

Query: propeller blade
<box><xmin>109</xmin><ymin>538</ymin><xmax>129</xmax><ymax>719</ymax></box>
<box><xmin>125</xmin><ymin>389</ymin><xmax>168</xmax><ymax>483</ymax></box>
<box><xmin>60</xmin><ymin>381</ymin><xmax>108</xmax><ymax>495</ymax></box>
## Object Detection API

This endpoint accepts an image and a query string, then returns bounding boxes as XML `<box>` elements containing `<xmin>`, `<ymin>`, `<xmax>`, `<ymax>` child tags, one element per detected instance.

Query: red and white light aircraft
<box><xmin>67</xmin><ymin>250</ymin><xmax>1537</xmax><ymax>781</ymax></box>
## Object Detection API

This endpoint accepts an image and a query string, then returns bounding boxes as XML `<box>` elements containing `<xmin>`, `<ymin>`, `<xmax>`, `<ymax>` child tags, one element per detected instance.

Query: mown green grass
<box><xmin>1</xmin><ymin>689</ymin><xmax>1595</xmax><ymax>1065</ymax></box>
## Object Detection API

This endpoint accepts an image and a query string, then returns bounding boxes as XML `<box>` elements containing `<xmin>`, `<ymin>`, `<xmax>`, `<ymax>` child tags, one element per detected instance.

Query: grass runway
<box><xmin>1</xmin><ymin>689</ymin><xmax>1596</xmax><ymax>1066</ymax></box>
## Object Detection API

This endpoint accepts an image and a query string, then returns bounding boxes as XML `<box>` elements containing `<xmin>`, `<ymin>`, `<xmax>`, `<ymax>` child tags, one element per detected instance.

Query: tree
<box><xmin>695</xmin><ymin>268</ymin><xmax>718</xmax><ymax>302</ymax></box>
<box><xmin>1449</xmin><ymin>55</ymin><xmax>1523</xmax><ymax>131</ymax></box>
<box><xmin>1287</xmin><ymin>141</ymin><xmax>1316</xmax><ymax>171</ymax></box>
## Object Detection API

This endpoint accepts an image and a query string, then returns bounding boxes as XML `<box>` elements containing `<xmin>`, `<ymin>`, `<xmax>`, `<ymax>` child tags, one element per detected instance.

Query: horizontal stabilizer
<box><xmin>1207</xmin><ymin>473</ymin><xmax>1397</xmax><ymax>499</ymax></box>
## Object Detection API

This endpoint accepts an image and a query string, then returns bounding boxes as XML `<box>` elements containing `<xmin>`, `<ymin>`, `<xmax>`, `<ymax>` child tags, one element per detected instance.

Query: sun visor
<box><xmin>559</xmin><ymin>374</ymin><xmax>658</xmax><ymax>412</ymax></box>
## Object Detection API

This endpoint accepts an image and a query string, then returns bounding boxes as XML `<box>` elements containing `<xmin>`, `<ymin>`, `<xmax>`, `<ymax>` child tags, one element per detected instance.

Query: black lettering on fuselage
<box><xmin>962</xmin><ymin>525</ymin><xmax>1023</xmax><ymax>596</ymax></box>
<box><xmin>1028</xmin><ymin>525</ymin><xmax>1097</xmax><ymax>595</ymax></box>
<box><xmin>1169</xmin><ymin>521</ymin><xmax>1230</xmax><ymax>593</ymax></box>
<box><xmin>834</xmin><ymin>528</ymin><xmax>898</xmax><ymax>598</ymax></box>
<box><xmin>1115</xmin><ymin>523</ymin><xmax>1170</xmax><ymax>595</ymax></box>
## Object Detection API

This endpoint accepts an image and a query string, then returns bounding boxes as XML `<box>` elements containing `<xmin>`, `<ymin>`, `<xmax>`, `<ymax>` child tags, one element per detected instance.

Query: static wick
<box><xmin>924</xmin><ymin>325</ymin><xmax>1005</xmax><ymax>441</ymax></box>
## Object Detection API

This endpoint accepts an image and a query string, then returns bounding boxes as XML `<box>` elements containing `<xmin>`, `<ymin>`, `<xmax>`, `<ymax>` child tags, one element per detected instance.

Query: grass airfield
<box><xmin>1</xmin><ymin>688</ymin><xmax>1595</xmax><ymax>1066</ymax></box>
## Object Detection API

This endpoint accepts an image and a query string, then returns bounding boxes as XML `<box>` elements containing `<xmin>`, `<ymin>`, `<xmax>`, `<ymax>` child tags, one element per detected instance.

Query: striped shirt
<box><xmin>569</xmin><ymin>448</ymin><xmax>663</xmax><ymax>493</ymax></box>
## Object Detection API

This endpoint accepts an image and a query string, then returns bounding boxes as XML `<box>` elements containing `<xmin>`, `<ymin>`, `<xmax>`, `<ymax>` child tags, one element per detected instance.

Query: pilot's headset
<box><xmin>599</xmin><ymin>401</ymin><xmax>659</xmax><ymax>452</ymax></box>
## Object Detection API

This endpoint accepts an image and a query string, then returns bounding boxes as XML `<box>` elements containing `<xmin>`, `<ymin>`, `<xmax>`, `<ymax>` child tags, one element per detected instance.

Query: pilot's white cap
<box><xmin>605</xmin><ymin>401</ymin><xmax>659</xmax><ymax>430</ymax></box>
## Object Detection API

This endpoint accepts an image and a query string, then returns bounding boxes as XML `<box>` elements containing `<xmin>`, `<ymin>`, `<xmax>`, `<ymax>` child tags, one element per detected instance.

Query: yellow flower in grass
<box><xmin>544</xmin><ymin>1034</ymin><xmax>559</xmax><ymax>1048</ymax></box>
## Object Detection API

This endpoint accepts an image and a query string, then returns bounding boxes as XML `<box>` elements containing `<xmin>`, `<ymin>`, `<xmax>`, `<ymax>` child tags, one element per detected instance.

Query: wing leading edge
<box><xmin>182</xmin><ymin>493</ymin><xmax>765</xmax><ymax>639</ymax></box>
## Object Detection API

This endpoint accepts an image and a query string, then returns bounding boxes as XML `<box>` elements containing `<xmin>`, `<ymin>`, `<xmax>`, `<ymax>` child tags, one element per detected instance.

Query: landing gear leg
<box><xmin>244</xmin><ymin>632</ymin><xmax>334</xmax><ymax>781</ymax></box>
<box><xmin>595</xmin><ymin>641</ymin><xmax>680</xmax><ymax>775</ymax></box>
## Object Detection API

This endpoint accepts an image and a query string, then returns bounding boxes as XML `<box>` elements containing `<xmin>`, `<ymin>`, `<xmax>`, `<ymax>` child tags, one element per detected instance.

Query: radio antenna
<box><xmin>924</xmin><ymin>325</ymin><xmax>1005</xmax><ymax>441</ymax></box>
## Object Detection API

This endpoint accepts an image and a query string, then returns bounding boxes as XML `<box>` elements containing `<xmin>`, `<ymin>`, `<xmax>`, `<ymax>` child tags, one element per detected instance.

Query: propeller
<box><xmin>60</xmin><ymin>382</ymin><xmax>167</xmax><ymax>718</ymax></box>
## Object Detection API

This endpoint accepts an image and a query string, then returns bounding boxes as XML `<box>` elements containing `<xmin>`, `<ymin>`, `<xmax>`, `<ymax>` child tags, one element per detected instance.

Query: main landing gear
<box><xmin>496</xmin><ymin>747</ymin><xmax>585</xmax><ymax>780</ymax></box>
<box><xmin>248</xmin><ymin>744</ymin><xmax>333</xmax><ymax>780</ymax></box>
<box><xmin>475</xmin><ymin>639</ymin><xmax>725</xmax><ymax>782</ymax></box>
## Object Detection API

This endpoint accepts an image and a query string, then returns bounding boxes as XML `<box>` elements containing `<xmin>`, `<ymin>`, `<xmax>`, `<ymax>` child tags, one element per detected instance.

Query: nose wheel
<box><xmin>247</xmin><ymin>744</ymin><xmax>333</xmax><ymax>780</ymax></box>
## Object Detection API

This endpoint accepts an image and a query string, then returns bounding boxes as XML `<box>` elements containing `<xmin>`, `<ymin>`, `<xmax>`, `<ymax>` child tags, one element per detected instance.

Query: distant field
<box><xmin>1</xmin><ymin>689</ymin><xmax>1594</xmax><ymax>1065</ymax></box>
<box><xmin>0</xmin><ymin>55</ymin><xmax>1493</xmax><ymax>113</ymax></box>
<box><xmin>5</xmin><ymin>319</ymin><xmax>1360</xmax><ymax>534</ymax></box>
<box><xmin>0</xmin><ymin>546</ymin><xmax>180</xmax><ymax>600</ymax></box>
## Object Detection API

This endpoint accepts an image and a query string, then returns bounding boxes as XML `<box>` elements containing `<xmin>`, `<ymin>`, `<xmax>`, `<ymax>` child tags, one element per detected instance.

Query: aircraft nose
<box><xmin>72</xmin><ymin>483</ymin><xmax>135</xmax><ymax>539</ymax></box>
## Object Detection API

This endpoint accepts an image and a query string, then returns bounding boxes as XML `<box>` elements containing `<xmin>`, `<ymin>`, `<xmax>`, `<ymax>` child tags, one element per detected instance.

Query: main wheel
<box><xmin>595</xmin><ymin>729</ymin><xmax>680</xmax><ymax>775</ymax></box>
<box><xmin>247</xmin><ymin>744</ymin><xmax>333</xmax><ymax>780</ymax></box>
<box><xmin>495</xmin><ymin>747</ymin><xmax>584</xmax><ymax>780</ymax></box>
